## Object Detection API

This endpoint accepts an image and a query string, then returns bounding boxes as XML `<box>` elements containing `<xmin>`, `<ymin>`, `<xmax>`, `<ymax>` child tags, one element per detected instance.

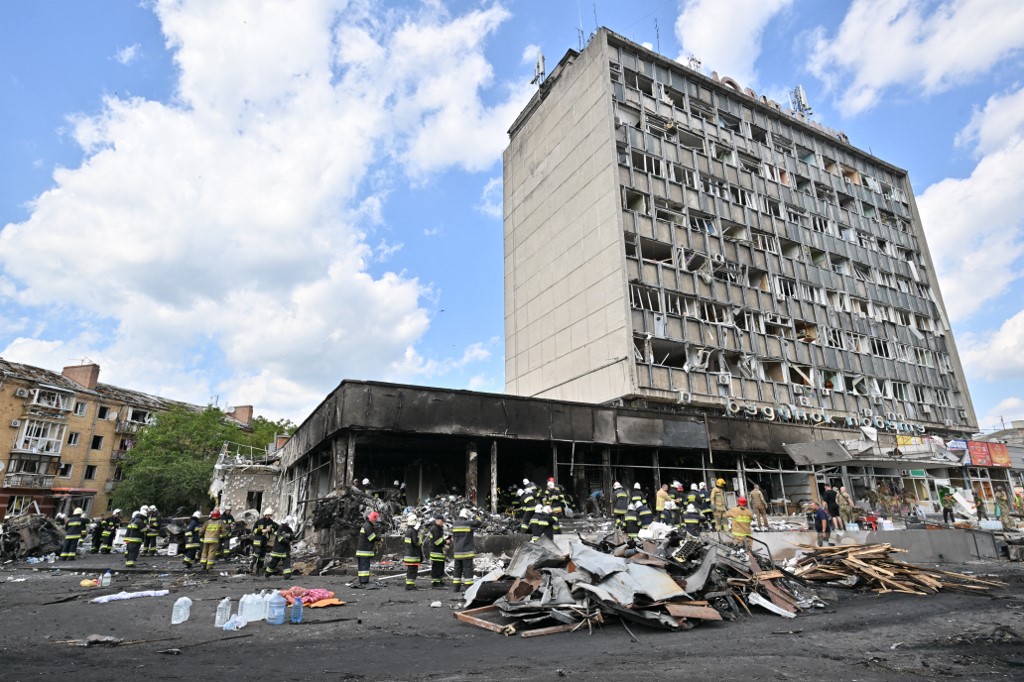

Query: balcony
<box><xmin>110</xmin><ymin>450</ymin><xmax>128</xmax><ymax>463</ymax></box>
<box><xmin>11</xmin><ymin>441</ymin><xmax>62</xmax><ymax>457</ymax></box>
<box><xmin>3</xmin><ymin>473</ymin><xmax>56</xmax><ymax>489</ymax></box>
<box><xmin>115</xmin><ymin>420</ymin><xmax>142</xmax><ymax>434</ymax></box>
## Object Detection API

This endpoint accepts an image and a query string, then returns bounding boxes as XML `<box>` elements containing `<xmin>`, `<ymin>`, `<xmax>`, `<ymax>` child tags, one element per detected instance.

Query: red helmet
<box><xmin>368</xmin><ymin>511</ymin><xmax>380</xmax><ymax>522</ymax></box>
<box><xmin>738</xmin><ymin>497</ymin><xmax>747</xmax><ymax>506</ymax></box>
<box><xmin>211</xmin><ymin>509</ymin><xmax>221</xmax><ymax>519</ymax></box>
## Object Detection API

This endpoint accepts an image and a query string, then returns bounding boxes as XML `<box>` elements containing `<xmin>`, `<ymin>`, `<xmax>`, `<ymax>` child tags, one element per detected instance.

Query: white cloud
<box><xmin>114</xmin><ymin>43</ymin><xmax>141</xmax><ymax>65</ymax></box>
<box><xmin>807</xmin><ymin>0</ymin><xmax>1024</xmax><ymax>115</ymax></box>
<box><xmin>960</xmin><ymin>309</ymin><xmax>1024</xmax><ymax>381</ymax></box>
<box><xmin>423</xmin><ymin>226</ymin><xmax>443</xmax><ymax>237</ymax></box>
<box><xmin>919</xmin><ymin>86</ymin><xmax>1024</xmax><ymax>321</ymax></box>
<box><xmin>477</xmin><ymin>176</ymin><xmax>502</xmax><ymax>218</ymax></box>
<box><xmin>521</xmin><ymin>43</ymin><xmax>540</xmax><ymax>65</ymax></box>
<box><xmin>674</xmin><ymin>0</ymin><xmax>793</xmax><ymax>88</ymax></box>
<box><xmin>0</xmin><ymin>0</ymin><xmax>523</xmax><ymax>422</ymax></box>
<box><xmin>981</xmin><ymin>396</ymin><xmax>1024</xmax><ymax>430</ymax></box>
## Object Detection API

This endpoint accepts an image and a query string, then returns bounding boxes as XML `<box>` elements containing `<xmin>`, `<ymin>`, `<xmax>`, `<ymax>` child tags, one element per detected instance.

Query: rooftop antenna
<box><xmin>789</xmin><ymin>85</ymin><xmax>813</xmax><ymax>116</ymax></box>
<box><xmin>577</xmin><ymin>0</ymin><xmax>584</xmax><ymax>50</ymax></box>
<box><xmin>655</xmin><ymin>18</ymin><xmax>660</xmax><ymax>53</ymax></box>
<box><xmin>686</xmin><ymin>54</ymin><xmax>702</xmax><ymax>72</ymax></box>
<box><xmin>531</xmin><ymin>51</ymin><xmax>546</xmax><ymax>86</ymax></box>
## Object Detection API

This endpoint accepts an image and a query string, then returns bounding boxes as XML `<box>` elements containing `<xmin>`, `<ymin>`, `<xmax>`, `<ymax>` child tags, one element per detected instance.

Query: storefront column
<box><xmin>490</xmin><ymin>441</ymin><xmax>498</xmax><ymax>514</ymax></box>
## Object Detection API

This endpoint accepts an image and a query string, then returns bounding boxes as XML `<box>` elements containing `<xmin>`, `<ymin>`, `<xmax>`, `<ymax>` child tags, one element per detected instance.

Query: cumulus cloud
<box><xmin>919</xmin><ymin>86</ymin><xmax>1024</xmax><ymax>321</ymax></box>
<box><xmin>0</xmin><ymin>0</ymin><xmax>525</xmax><ymax>420</ymax></box>
<box><xmin>980</xmin><ymin>396</ymin><xmax>1024</xmax><ymax>430</ymax></box>
<box><xmin>807</xmin><ymin>0</ymin><xmax>1024</xmax><ymax>115</ymax></box>
<box><xmin>674</xmin><ymin>0</ymin><xmax>793</xmax><ymax>88</ymax></box>
<box><xmin>477</xmin><ymin>176</ymin><xmax>502</xmax><ymax>218</ymax></box>
<box><xmin>521</xmin><ymin>43</ymin><xmax>540</xmax><ymax>65</ymax></box>
<box><xmin>114</xmin><ymin>43</ymin><xmax>141</xmax><ymax>65</ymax></box>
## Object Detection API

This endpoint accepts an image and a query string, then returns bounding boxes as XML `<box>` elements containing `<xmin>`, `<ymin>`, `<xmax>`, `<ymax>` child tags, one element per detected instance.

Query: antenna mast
<box><xmin>789</xmin><ymin>85</ymin><xmax>813</xmax><ymax>116</ymax></box>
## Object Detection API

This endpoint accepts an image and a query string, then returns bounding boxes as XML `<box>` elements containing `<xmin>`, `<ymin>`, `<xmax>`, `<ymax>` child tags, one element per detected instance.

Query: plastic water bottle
<box><xmin>290</xmin><ymin>597</ymin><xmax>304</xmax><ymax>624</ymax></box>
<box><xmin>171</xmin><ymin>597</ymin><xmax>192</xmax><ymax>624</ymax></box>
<box><xmin>259</xmin><ymin>590</ymin><xmax>272</xmax><ymax>620</ymax></box>
<box><xmin>100</xmin><ymin>570</ymin><xmax>112</xmax><ymax>587</ymax></box>
<box><xmin>266</xmin><ymin>591</ymin><xmax>286</xmax><ymax>625</ymax></box>
<box><xmin>215</xmin><ymin>597</ymin><xmax>232</xmax><ymax>627</ymax></box>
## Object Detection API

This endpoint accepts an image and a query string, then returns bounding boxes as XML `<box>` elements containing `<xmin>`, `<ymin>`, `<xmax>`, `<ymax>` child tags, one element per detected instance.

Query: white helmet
<box><xmin>627</xmin><ymin>503</ymin><xmax>636</xmax><ymax>511</ymax></box>
<box><xmin>672</xmin><ymin>481</ymin><xmax>681</xmax><ymax>488</ymax></box>
<box><xmin>285</xmin><ymin>515</ymin><xmax>297</xmax><ymax>527</ymax></box>
<box><xmin>112</xmin><ymin>509</ymin><xmax>122</xmax><ymax>516</ymax></box>
<box><xmin>686</xmin><ymin>504</ymin><xmax>697</xmax><ymax>513</ymax></box>
<box><xmin>406</xmin><ymin>513</ymin><xmax>418</xmax><ymax>525</ymax></box>
<box><xmin>149</xmin><ymin>506</ymin><xmax>158</xmax><ymax>514</ymax></box>
<box><xmin>459</xmin><ymin>508</ymin><xmax>471</xmax><ymax>519</ymax></box>
<box><xmin>73</xmin><ymin>507</ymin><xmax>84</xmax><ymax>515</ymax></box>
<box><xmin>699</xmin><ymin>482</ymin><xmax>707</xmax><ymax>489</ymax></box>
<box><xmin>543</xmin><ymin>505</ymin><xmax>553</xmax><ymax>514</ymax></box>
<box><xmin>361</xmin><ymin>478</ymin><xmax>370</xmax><ymax>485</ymax></box>
<box><xmin>522</xmin><ymin>478</ymin><xmax>531</xmax><ymax>486</ymax></box>
<box><xmin>192</xmin><ymin>511</ymin><xmax>201</xmax><ymax>518</ymax></box>
<box><xmin>664</xmin><ymin>501</ymin><xmax>675</xmax><ymax>510</ymax></box>
<box><xmin>690</xmin><ymin>483</ymin><xmax>698</xmax><ymax>491</ymax></box>
<box><xmin>516</xmin><ymin>489</ymin><xmax>524</xmax><ymax>497</ymax></box>
<box><xmin>535</xmin><ymin>504</ymin><xmax>544</xmax><ymax>513</ymax></box>
<box><xmin>394</xmin><ymin>480</ymin><xmax>401</xmax><ymax>487</ymax></box>
<box><xmin>633</xmin><ymin>483</ymin><xmax>641</xmax><ymax>489</ymax></box>
<box><xmin>140</xmin><ymin>505</ymin><xmax>149</xmax><ymax>514</ymax></box>
<box><xmin>613</xmin><ymin>481</ymin><xmax>622</xmax><ymax>489</ymax></box>
<box><xmin>263</xmin><ymin>507</ymin><xmax>274</xmax><ymax>516</ymax></box>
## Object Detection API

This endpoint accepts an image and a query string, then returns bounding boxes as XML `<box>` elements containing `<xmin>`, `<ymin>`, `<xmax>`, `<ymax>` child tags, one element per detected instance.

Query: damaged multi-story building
<box><xmin>270</xmin><ymin>29</ymin><xmax>1015</xmax><ymax>531</ymax></box>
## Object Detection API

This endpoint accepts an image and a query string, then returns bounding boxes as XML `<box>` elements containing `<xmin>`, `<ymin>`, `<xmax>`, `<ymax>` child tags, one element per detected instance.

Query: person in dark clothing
<box><xmin>143</xmin><ymin>506</ymin><xmax>160</xmax><ymax>556</ymax></box>
<box><xmin>543</xmin><ymin>479</ymin><xmax>565</xmax><ymax>525</ymax></box>
<box><xmin>942</xmin><ymin>492</ymin><xmax>956</xmax><ymax>524</ymax></box>
<box><xmin>353</xmin><ymin>511</ymin><xmax>381</xmax><ymax>588</ymax></box>
<box><xmin>219</xmin><ymin>506</ymin><xmax>236</xmax><ymax>556</ymax></box>
<box><xmin>60</xmin><ymin>508</ymin><xmax>88</xmax><ymax>560</ymax></box>
<box><xmin>636</xmin><ymin>501</ymin><xmax>654</xmax><ymax>528</ymax></box>
<box><xmin>822</xmin><ymin>484</ymin><xmax>843</xmax><ymax>530</ymax></box>
<box><xmin>451</xmin><ymin>509</ymin><xmax>480</xmax><ymax>592</ymax></box>
<box><xmin>519</xmin><ymin>488</ymin><xmax>537</xmax><ymax>533</ymax></box>
<box><xmin>529</xmin><ymin>504</ymin><xmax>552</xmax><ymax>542</ymax></box>
<box><xmin>265</xmin><ymin>516</ymin><xmax>295</xmax><ymax>578</ymax></box>
<box><xmin>428</xmin><ymin>514</ymin><xmax>448</xmax><ymax>589</ymax></box>
<box><xmin>251</xmin><ymin>508</ymin><xmax>278</xmax><ymax>574</ymax></box>
<box><xmin>659</xmin><ymin>500</ymin><xmax>679</xmax><ymax>526</ymax></box>
<box><xmin>402</xmin><ymin>514</ymin><xmax>423</xmax><ymax>590</ymax></box>
<box><xmin>623</xmin><ymin>504</ymin><xmax>641</xmax><ymax>539</ymax></box>
<box><xmin>100</xmin><ymin>510</ymin><xmax>121</xmax><ymax>554</ymax></box>
<box><xmin>89</xmin><ymin>515</ymin><xmax>104</xmax><ymax>554</ymax></box>
<box><xmin>588</xmin><ymin>489</ymin><xmax>604</xmax><ymax>516</ymax></box>
<box><xmin>682</xmin><ymin>503</ymin><xmax>703</xmax><ymax>536</ymax></box>
<box><xmin>811</xmin><ymin>502</ymin><xmax>833</xmax><ymax>546</ymax></box>
<box><xmin>124</xmin><ymin>509</ymin><xmax>146</xmax><ymax>568</ymax></box>
<box><xmin>612</xmin><ymin>482</ymin><xmax>629</xmax><ymax>526</ymax></box>
<box><xmin>630</xmin><ymin>483</ymin><xmax>645</xmax><ymax>506</ymax></box>
<box><xmin>182</xmin><ymin>511</ymin><xmax>202</xmax><ymax>568</ymax></box>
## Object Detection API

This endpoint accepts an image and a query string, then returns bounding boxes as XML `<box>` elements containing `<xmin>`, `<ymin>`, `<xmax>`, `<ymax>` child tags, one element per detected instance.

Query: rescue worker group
<box><xmin>52</xmin><ymin>477</ymin><xmax>761</xmax><ymax>592</ymax></box>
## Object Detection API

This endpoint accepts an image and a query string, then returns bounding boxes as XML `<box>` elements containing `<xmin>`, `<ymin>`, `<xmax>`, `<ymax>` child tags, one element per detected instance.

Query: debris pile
<box><xmin>410</xmin><ymin>496</ymin><xmax>517</xmax><ymax>535</ymax></box>
<box><xmin>784</xmin><ymin>543</ymin><xmax>1004</xmax><ymax>595</ymax></box>
<box><xmin>454</xmin><ymin>532</ymin><xmax>823</xmax><ymax>638</ymax></box>
<box><xmin>1</xmin><ymin>514</ymin><xmax>64</xmax><ymax>559</ymax></box>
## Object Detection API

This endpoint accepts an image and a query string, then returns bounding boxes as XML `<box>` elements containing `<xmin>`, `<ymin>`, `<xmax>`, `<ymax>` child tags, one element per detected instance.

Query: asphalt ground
<box><xmin>1</xmin><ymin>549</ymin><xmax>1022</xmax><ymax>681</ymax></box>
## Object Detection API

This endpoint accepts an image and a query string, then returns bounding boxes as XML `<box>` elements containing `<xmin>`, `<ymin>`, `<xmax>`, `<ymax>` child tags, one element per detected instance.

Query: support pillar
<box><xmin>345</xmin><ymin>432</ymin><xmax>355</xmax><ymax>489</ymax></box>
<box><xmin>652</xmin><ymin>449</ymin><xmax>661</xmax><ymax>491</ymax></box>
<box><xmin>466</xmin><ymin>443</ymin><xmax>478</xmax><ymax>506</ymax></box>
<box><xmin>602</xmin><ymin>447</ymin><xmax>612</xmax><ymax>515</ymax></box>
<box><xmin>490</xmin><ymin>441</ymin><xmax>498</xmax><ymax>514</ymax></box>
<box><xmin>331</xmin><ymin>437</ymin><xmax>347</xmax><ymax>491</ymax></box>
<box><xmin>551</xmin><ymin>442</ymin><xmax>558</xmax><ymax>483</ymax></box>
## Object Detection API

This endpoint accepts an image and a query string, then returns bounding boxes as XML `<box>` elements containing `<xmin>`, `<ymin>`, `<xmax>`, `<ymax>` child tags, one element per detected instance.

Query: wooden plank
<box><xmin>664</xmin><ymin>604</ymin><xmax>723</xmax><ymax>621</ymax></box>
<box><xmin>519</xmin><ymin>623</ymin><xmax>578</xmax><ymax>638</ymax></box>
<box><xmin>453</xmin><ymin>606</ymin><xmax>516</xmax><ymax>635</ymax></box>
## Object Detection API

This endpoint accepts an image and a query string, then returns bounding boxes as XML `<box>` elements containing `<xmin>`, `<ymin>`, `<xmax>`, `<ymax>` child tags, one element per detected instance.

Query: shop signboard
<box><xmin>988</xmin><ymin>442</ymin><xmax>1011</xmax><ymax>468</ymax></box>
<box><xmin>946</xmin><ymin>439</ymin><xmax>968</xmax><ymax>451</ymax></box>
<box><xmin>967</xmin><ymin>441</ymin><xmax>992</xmax><ymax>467</ymax></box>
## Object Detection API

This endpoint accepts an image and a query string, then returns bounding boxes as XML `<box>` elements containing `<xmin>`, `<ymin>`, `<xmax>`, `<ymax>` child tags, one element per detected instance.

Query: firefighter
<box><xmin>710</xmin><ymin>479</ymin><xmax>728</xmax><ymax>531</ymax></box>
<box><xmin>451</xmin><ymin>508</ymin><xmax>480</xmax><ymax>592</ymax></box>
<box><xmin>88</xmin><ymin>514</ymin><xmax>104</xmax><ymax>554</ymax></box>
<box><xmin>251</xmin><ymin>507</ymin><xmax>278</xmax><ymax>574</ymax></box>
<box><xmin>143</xmin><ymin>505</ymin><xmax>160</xmax><ymax>556</ymax></box>
<box><xmin>199</xmin><ymin>509</ymin><xmax>227</xmax><ymax>571</ymax></box>
<box><xmin>636</xmin><ymin>499</ymin><xmax>654</xmax><ymax>528</ymax></box>
<box><xmin>182</xmin><ymin>511</ymin><xmax>202</xmax><ymax>569</ymax></box>
<box><xmin>631</xmin><ymin>482</ymin><xmax>645</xmax><ymax>506</ymax></box>
<box><xmin>623</xmin><ymin>503</ymin><xmax>641</xmax><ymax>539</ymax></box>
<box><xmin>402</xmin><ymin>514</ymin><xmax>422</xmax><ymax>591</ymax></box>
<box><xmin>659</xmin><ymin>499</ymin><xmax>679</xmax><ymax>526</ymax></box>
<box><xmin>428</xmin><ymin>514</ymin><xmax>448</xmax><ymax>589</ymax></box>
<box><xmin>100</xmin><ymin>509</ymin><xmax>121</xmax><ymax>554</ymax></box>
<box><xmin>265</xmin><ymin>516</ymin><xmax>295</xmax><ymax>578</ymax></box>
<box><xmin>543</xmin><ymin>478</ymin><xmax>565</xmax><ymax>525</ymax></box>
<box><xmin>219</xmin><ymin>506</ymin><xmax>235</xmax><ymax>557</ymax></box>
<box><xmin>124</xmin><ymin>508</ymin><xmax>147</xmax><ymax>567</ymax></box>
<box><xmin>529</xmin><ymin>503</ymin><xmax>550</xmax><ymax>543</ymax></box>
<box><xmin>519</xmin><ymin>487</ymin><xmax>537</xmax><ymax>533</ymax></box>
<box><xmin>353</xmin><ymin>510</ymin><xmax>381</xmax><ymax>588</ymax></box>
<box><xmin>726</xmin><ymin>496</ymin><xmax>754</xmax><ymax>548</ymax></box>
<box><xmin>682</xmin><ymin>503</ymin><xmax>703</xmax><ymax>536</ymax></box>
<box><xmin>612</xmin><ymin>481</ymin><xmax>629</xmax><ymax>525</ymax></box>
<box><xmin>672</xmin><ymin>481</ymin><xmax>686</xmax><ymax>507</ymax></box>
<box><xmin>687</xmin><ymin>483</ymin><xmax>700</xmax><ymax>508</ymax></box>
<box><xmin>60</xmin><ymin>507</ymin><xmax>88</xmax><ymax>560</ymax></box>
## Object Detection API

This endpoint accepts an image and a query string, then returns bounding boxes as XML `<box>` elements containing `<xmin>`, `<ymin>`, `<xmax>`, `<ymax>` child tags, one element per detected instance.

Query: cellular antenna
<box><xmin>531</xmin><ymin>51</ymin><xmax>546</xmax><ymax>86</ymax></box>
<box><xmin>789</xmin><ymin>85</ymin><xmax>813</xmax><ymax>116</ymax></box>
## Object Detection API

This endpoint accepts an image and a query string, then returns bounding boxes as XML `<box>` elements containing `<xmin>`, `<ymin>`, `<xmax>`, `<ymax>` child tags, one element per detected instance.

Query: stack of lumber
<box><xmin>787</xmin><ymin>543</ymin><xmax>1003</xmax><ymax>595</ymax></box>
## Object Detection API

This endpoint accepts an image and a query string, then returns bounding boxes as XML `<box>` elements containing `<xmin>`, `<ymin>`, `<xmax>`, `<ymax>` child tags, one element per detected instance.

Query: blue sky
<box><xmin>2</xmin><ymin>0</ymin><xmax>1023</xmax><ymax>431</ymax></box>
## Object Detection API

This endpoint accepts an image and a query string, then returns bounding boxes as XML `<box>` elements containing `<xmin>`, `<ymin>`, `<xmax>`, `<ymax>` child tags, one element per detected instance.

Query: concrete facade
<box><xmin>503</xmin><ymin>29</ymin><xmax>977</xmax><ymax>441</ymax></box>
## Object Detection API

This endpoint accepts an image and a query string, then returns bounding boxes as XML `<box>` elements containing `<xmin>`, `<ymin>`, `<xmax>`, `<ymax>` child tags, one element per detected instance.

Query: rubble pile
<box><xmin>454</xmin><ymin>532</ymin><xmax>822</xmax><ymax>638</ymax></box>
<box><xmin>410</xmin><ymin>496</ymin><xmax>517</xmax><ymax>535</ymax></box>
<box><xmin>785</xmin><ymin>543</ymin><xmax>1004</xmax><ymax>594</ymax></box>
<box><xmin>1</xmin><ymin>514</ymin><xmax>64</xmax><ymax>559</ymax></box>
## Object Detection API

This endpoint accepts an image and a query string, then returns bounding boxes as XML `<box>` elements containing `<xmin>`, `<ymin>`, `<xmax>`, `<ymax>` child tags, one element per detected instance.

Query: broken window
<box><xmin>845</xmin><ymin>375</ymin><xmax>868</xmax><ymax>396</ymax></box>
<box><xmin>762</xmin><ymin>162</ymin><xmax>787</xmax><ymax>185</ymax></box>
<box><xmin>17</xmin><ymin>419</ymin><xmax>66</xmax><ymax>454</ymax></box>
<box><xmin>870</xmin><ymin>337</ymin><xmax>893</xmax><ymax>358</ymax></box>
<box><xmin>797</xmin><ymin>145</ymin><xmax>816</xmax><ymax>166</ymax></box>
<box><xmin>649</xmin><ymin>339</ymin><xmax>689</xmax><ymax>368</ymax></box>
<box><xmin>789</xmin><ymin>363</ymin><xmax>814</xmax><ymax>386</ymax></box>
<box><xmin>853</xmin><ymin>263</ymin><xmax>872</xmax><ymax>281</ymax></box>
<box><xmin>837</xmin><ymin>191</ymin><xmax>855</xmax><ymax>210</ymax></box>
<box><xmin>894</xmin><ymin>343</ymin><xmax>912</xmax><ymax>362</ymax></box>
<box><xmin>822</xmin><ymin>156</ymin><xmax>838</xmax><ymax>174</ymax></box>
<box><xmin>831</xmin><ymin>255</ymin><xmax>850</xmax><ymax>275</ymax></box>
<box><xmin>915</xmin><ymin>347</ymin><xmax>935</xmax><ymax>368</ymax></box>
<box><xmin>750</xmin><ymin>124</ymin><xmax>768</xmax><ymax>145</ymax></box>
<box><xmin>827</xmin><ymin>289</ymin><xmax>850</xmax><ymax>311</ymax></box>
<box><xmin>877</xmin><ymin>270</ymin><xmax>895</xmax><ymax>288</ymax></box>
<box><xmin>821</xmin><ymin>369</ymin><xmax>842</xmax><ymax>391</ymax></box>
<box><xmin>894</xmin><ymin>308</ymin><xmax>912</xmax><ymax>326</ymax></box>
<box><xmin>750</xmin><ymin>229</ymin><xmax>778</xmax><ymax>253</ymax></box>
<box><xmin>722</xmin><ymin>221</ymin><xmax>750</xmax><ymax>242</ymax></box>
<box><xmin>689</xmin><ymin>98</ymin><xmax>714</xmax><ymax>121</ymax></box>
<box><xmin>747</xmin><ymin>267</ymin><xmax>769</xmax><ymax>290</ymax></box>
<box><xmin>823</xmin><ymin>327</ymin><xmax>844</xmax><ymax>349</ymax></box>
<box><xmin>677</xmin><ymin>129</ymin><xmax>704</xmax><ymax>151</ymax></box>
<box><xmin>623</xmin><ymin>68</ymin><xmax>655</xmax><ymax>96</ymax></box>
<box><xmin>779</xmin><ymin>239</ymin><xmax>801</xmax><ymax>260</ymax></box>
<box><xmin>660</xmin><ymin>85</ymin><xmax>685</xmax><ymax>108</ymax></box>
<box><xmin>811</xmin><ymin>214</ymin><xmax>833</xmax><ymax>234</ymax></box>
<box><xmin>629</xmin><ymin>284</ymin><xmax>662</xmax><ymax>312</ymax></box>
<box><xmin>623</xmin><ymin>232</ymin><xmax>637</xmax><ymax>258</ymax></box>
<box><xmin>653</xmin><ymin>196</ymin><xmax>686</xmax><ymax>225</ymax></box>
<box><xmin>30</xmin><ymin>389</ymin><xmax>73</xmax><ymax>411</ymax></box>
<box><xmin>670</xmin><ymin>164</ymin><xmax>698</xmax><ymax>188</ymax></box>
<box><xmin>840</xmin><ymin>164</ymin><xmax>861</xmax><ymax>185</ymax></box>
<box><xmin>623</xmin><ymin>188</ymin><xmax>648</xmax><ymax>214</ymax></box>
<box><xmin>839</xmin><ymin>224</ymin><xmax>855</xmax><ymax>242</ymax></box>
<box><xmin>915</xmin><ymin>315</ymin><xmax>934</xmax><ymax>333</ymax></box>
<box><xmin>882</xmin><ymin>182</ymin><xmax>908</xmax><ymax>204</ymax></box>
<box><xmin>738</xmin><ymin>152</ymin><xmax>761</xmax><ymax>175</ymax></box>
<box><xmin>639</xmin><ymin>237</ymin><xmax>673</xmax><ymax>263</ymax></box>
<box><xmin>728</xmin><ymin>185</ymin><xmax>754</xmax><ymax>208</ymax></box>
<box><xmin>808</xmin><ymin>248</ymin><xmax>829</xmax><ymax>268</ymax></box>
<box><xmin>862</xmin><ymin>174</ymin><xmax>882</xmax><ymax>193</ymax></box>
<box><xmin>795</xmin><ymin>321</ymin><xmax>818</xmax><ymax>343</ymax></box>
<box><xmin>775</xmin><ymin>277</ymin><xmax>797</xmax><ymax>298</ymax></box>
<box><xmin>700</xmin><ymin>174</ymin><xmax>727</xmax><ymax>197</ymax></box>
<box><xmin>878</xmin><ymin>209</ymin><xmax>897</xmax><ymax>229</ymax></box>
<box><xmin>681</xmin><ymin>248</ymin><xmax>708</xmax><ymax>272</ymax></box>
<box><xmin>688</xmin><ymin>211</ymin><xmax>717</xmax><ymax>235</ymax></box>
<box><xmin>814</xmin><ymin>183</ymin><xmax>836</xmax><ymax>203</ymax></box>
<box><xmin>935</xmin><ymin>389</ymin><xmax>950</xmax><ymax>407</ymax></box>
<box><xmin>795</xmin><ymin>175</ymin><xmax>812</xmax><ymax>195</ymax></box>
<box><xmin>847</xmin><ymin>332</ymin><xmax>865</xmax><ymax>353</ymax></box>
<box><xmin>761</xmin><ymin>196</ymin><xmax>782</xmax><ymax>217</ymax></box>
<box><xmin>663</xmin><ymin>291</ymin><xmax>693</xmax><ymax>317</ymax></box>
<box><xmin>913</xmin><ymin>385</ymin><xmax>928</xmax><ymax>403</ymax></box>
<box><xmin>862</xmin><ymin>202</ymin><xmax>877</xmax><ymax>220</ymax></box>
<box><xmin>699</xmin><ymin>301</ymin><xmax>732</xmax><ymax>324</ymax></box>
<box><xmin>711</xmin><ymin>143</ymin><xmax>734</xmax><ymax>163</ymax></box>
<box><xmin>632</xmin><ymin>150</ymin><xmax>663</xmax><ymax>176</ymax></box>
<box><xmin>885</xmin><ymin>381</ymin><xmax>909</xmax><ymax>400</ymax></box>
<box><xmin>717</xmin><ymin>110</ymin><xmax>742</xmax><ymax>133</ymax></box>
<box><xmin>764</xmin><ymin>314</ymin><xmax>793</xmax><ymax>339</ymax></box>
<box><xmin>772</xmin><ymin>133</ymin><xmax>794</xmax><ymax>156</ymax></box>
<box><xmin>798</xmin><ymin>283</ymin><xmax>826</xmax><ymax>305</ymax></box>
<box><xmin>786</xmin><ymin>206</ymin><xmax>808</xmax><ymax>227</ymax></box>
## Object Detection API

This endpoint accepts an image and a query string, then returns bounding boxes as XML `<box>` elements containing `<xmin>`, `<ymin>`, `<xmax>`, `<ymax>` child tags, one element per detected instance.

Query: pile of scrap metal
<box><xmin>410</xmin><ymin>495</ymin><xmax>517</xmax><ymax>535</ymax></box>
<box><xmin>783</xmin><ymin>543</ymin><xmax>1005</xmax><ymax>594</ymax></box>
<box><xmin>454</xmin><ymin>532</ymin><xmax>823</xmax><ymax>638</ymax></box>
<box><xmin>0</xmin><ymin>514</ymin><xmax>64</xmax><ymax>559</ymax></box>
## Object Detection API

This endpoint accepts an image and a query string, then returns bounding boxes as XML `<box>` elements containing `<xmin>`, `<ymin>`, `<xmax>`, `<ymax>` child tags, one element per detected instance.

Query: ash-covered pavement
<box><xmin>1</xmin><ymin>550</ymin><xmax>1023</xmax><ymax>681</ymax></box>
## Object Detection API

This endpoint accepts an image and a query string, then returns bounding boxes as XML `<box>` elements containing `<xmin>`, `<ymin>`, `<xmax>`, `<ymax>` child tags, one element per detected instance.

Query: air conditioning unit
<box><xmin>792</xmin><ymin>386</ymin><xmax>803</xmax><ymax>395</ymax></box>
<box><xmin>821</xmin><ymin>389</ymin><xmax>831</xmax><ymax>397</ymax></box>
<box><xmin>10</xmin><ymin>420</ymin><xmax>21</xmax><ymax>428</ymax></box>
<box><xmin>775</xmin><ymin>292</ymin><xmax>786</xmax><ymax>301</ymax></box>
<box><xmin>717</xmin><ymin>374</ymin><xmax>731</xmax><ymax>385</ymax></box>
<box><xmin>677</xmin><ymin>391</ymin><xmax>692</xmax><ymax>404</ymax></box>
<box><xmin>14</xmin><ymin>388</ymin><xmax>29</xmax><ymax>398</ymax></box>
<box><xmin>885</xmin><ymin>412</ymin><xmax>897</xmax><ymax>421</ymax></box>
<box><xmin>920</xmin><ymin>404</ymin><xmax>931</xmax><ymax>414</ymax></box>
<box><xmin>711</xmin><ymin>253</ymin><xmax>725</xmax><ymax>264</ymax></box>
<box><xmin>860</xmin><ymin>408</ymin><xmax>874</xmax><ymax>417</ymax></box>
<box><xmin>798</xmin><ymin>396</ymin><xmax>811</xmax><ymax>407</ymax></box>
<box><xmin>872</xmin><ymin>396</ymin><xmax>884</xmax><ymax>405</ymax></box>
<box><xmin>943</xmin><ymin>419</ymin><xmax>954</xmax><ymax>427</ymax></box>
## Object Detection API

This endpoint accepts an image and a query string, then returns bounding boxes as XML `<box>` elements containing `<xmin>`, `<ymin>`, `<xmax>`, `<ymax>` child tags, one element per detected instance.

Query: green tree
<box><xmin>111</xmin><ymin>406</ymin><xmax>291</xmax><ymax>515</ymax></box>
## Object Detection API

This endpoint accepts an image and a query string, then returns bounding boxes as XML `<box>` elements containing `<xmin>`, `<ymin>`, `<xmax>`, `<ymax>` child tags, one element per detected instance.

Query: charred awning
<box><xmin>783</xmin><ymin>440</ymin><xmax>960</xmax><ymax>469</ymax></box>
